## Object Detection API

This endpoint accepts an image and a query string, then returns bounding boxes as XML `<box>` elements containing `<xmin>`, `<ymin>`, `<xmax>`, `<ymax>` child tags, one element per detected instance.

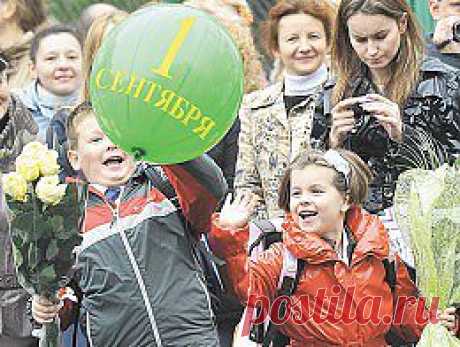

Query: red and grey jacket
<box><xmin>76</xmin><ymin>155</ymin><xmax>226</xmax><ymax>347</ymax></box>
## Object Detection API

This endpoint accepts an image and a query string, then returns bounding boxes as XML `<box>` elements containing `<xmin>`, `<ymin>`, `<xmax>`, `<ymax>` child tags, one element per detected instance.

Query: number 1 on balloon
<box><xmin>151</xmin><ymin>17</ymin><xmax>196</xmax><ymax>79</ymax></box>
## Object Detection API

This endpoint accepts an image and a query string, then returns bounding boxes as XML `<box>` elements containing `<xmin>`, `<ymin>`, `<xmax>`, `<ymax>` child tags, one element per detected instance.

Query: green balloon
<box><xmin>89</xmin><ymin>4</ymin><xmax>244</xmax><ymax>164</ymax></box>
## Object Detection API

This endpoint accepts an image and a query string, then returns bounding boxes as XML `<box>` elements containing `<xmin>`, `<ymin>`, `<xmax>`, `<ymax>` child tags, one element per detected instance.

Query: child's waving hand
<box><xmin>217</xmin><ymin>192</ymin><xmax>257</xmax><ymax>230</ymax></box>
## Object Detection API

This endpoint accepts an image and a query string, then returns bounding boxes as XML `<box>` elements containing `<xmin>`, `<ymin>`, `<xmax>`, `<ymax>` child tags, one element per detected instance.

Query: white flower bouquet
<box><xmin>2</xmin><ymin>141</ymin><xmax>86</xmax><ymax>347</ymax></box>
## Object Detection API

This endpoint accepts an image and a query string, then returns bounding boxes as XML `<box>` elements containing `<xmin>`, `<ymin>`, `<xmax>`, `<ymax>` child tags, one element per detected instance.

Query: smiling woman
<box><xmin>235</xmin><ymin>0</ymin><xmax>336</xmax><ymax>220</ymax></box>
<box><xmin>15</xmin><ymin>24</ymin><xmax>83</xmax><ymax>142</ymax></box>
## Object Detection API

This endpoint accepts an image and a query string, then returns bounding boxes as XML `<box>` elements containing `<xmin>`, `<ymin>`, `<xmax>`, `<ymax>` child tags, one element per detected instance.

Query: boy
<box><xmin>32</xmin><ymin>102</ymin><xmax>226</xmax><ymax>346</ymax></box>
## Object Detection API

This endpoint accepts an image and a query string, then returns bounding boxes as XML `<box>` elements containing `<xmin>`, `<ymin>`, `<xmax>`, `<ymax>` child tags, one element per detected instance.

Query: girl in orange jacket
<box><xmin>209</xmin><ymin>149</ymin><xmax>457</xmax><ymax>346</ymax></box>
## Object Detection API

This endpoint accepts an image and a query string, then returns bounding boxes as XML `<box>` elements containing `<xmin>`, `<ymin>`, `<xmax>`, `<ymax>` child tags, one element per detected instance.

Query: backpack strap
<box><xmin>143</xmin><ymin>165</ymin><xmax>180</xmax><ymax>208</ymax></box>
<box><xmin>248</xmin><ymin>218</ymin><xmax>284</xmax><ymax>257</ymax></box>
<box><xmin>261</xmin><ymin>248</ymin><xmax>305</xmax><ymax>347</ymax></box>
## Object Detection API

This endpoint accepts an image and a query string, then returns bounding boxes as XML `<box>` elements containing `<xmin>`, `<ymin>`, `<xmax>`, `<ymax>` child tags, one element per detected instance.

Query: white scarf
<box><xmin>283</xmin><ymin>64</ymin><xmax>328</xmax><ymax>96</ymax></box>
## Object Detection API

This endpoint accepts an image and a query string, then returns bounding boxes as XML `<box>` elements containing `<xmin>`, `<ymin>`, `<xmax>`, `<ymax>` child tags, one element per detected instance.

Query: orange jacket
<box><xmin>209</xmin><ymin>207</ymin><xmax>428</xmax><ymax>347</ymax></box>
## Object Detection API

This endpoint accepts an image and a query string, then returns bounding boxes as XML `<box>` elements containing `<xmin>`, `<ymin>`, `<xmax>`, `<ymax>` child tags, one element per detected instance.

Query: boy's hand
<box><xmin>217</xmin><ymin>192</ymin><xmax>256</xmax><ymax>230</ymax></box>
<box><xmin>32</xmin><ymin>295</ymin><xmax>62</xmax><ymax>324</ymax></box>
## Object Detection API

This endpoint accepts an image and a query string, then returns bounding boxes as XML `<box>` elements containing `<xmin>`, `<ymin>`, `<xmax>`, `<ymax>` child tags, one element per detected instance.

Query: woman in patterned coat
<box><xmin>234</xmin><ymin>0</ymin><xmax>336</xmax><ymax>220</ymax></box>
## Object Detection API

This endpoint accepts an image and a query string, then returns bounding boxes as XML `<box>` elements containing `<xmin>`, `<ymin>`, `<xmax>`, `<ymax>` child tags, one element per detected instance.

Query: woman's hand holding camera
<box><xmin>361</xmin><ymin>94</ymin><xmax>403</xmax><ymax>142</ymax></box>
<box><xmin>329</xmin><ymin>96</ymin><xmax>363</xmax><ymax>148</ymax></box>
<box><xmin>330</xmin><ymin>94</ymin><xmax>403</xmax><ymax>147</ymax></box>
<box><xmin>32</xmin><ymin>294</ymin><xmax>62</xmax><ymax>324</ymax></box>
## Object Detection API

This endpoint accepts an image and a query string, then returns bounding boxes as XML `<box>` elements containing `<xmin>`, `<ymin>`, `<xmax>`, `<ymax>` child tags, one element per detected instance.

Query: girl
<box><xmin>210</xmin><ymin>149</ymin><xmax>457</xmax><ymax>346</ymax></box>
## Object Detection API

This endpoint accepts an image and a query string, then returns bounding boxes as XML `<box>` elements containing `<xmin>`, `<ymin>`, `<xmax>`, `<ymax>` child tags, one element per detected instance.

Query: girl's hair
<box><xmin>81</xmin><ymin>11</ymin><xmax>128</xmax><ymax>102</ymax></box>
<box><xmin>331</xmin><ymin>0</ymin><xmax>424</xmax><ymax>108</ymax></box>
<box><xmin>12</xmin><ymin>0</ymin><xmax>48</xmax><ymax>33</ymax></box>
<box><xmin>278</xmin><ymin>149</ymin><xmax>373</xmax><ymax>212</ymax></box>
<box><xmin>261</xmin><ymin>0</ymin><xmax>336</xmax><ymax>58</ymax></box>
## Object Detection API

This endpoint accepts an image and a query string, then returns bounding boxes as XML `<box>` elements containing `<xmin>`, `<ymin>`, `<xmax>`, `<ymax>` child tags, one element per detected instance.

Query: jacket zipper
<box><xmin>110</xmin><ymin>195</ymin><xmax>163</xmax><ymax>347</ymax></box>
<box><xmin>86</xmin><ymin>312</ymin><xmax>95</xmax><ymax>347</ymax></box>
<box><xmin>196</xmin><ymin>273</ymin><xmax>215</xmax><ymax>324</ymax></box>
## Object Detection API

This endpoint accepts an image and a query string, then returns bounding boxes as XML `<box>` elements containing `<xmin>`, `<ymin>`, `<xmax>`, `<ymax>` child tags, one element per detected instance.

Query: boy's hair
<box><xmin>30</xmin><ymin>24</ymin><xmax>82</xmax><ymax>63</ymax></box>
<box><xmin>278</xmin><ymin>149</ymin><xmax>373</xmax><ymax>212</ymax></box>
<box><xmin>67</xmin><ymin>101</ymin><xmax>94</xmax><ymax>150</ymax></box>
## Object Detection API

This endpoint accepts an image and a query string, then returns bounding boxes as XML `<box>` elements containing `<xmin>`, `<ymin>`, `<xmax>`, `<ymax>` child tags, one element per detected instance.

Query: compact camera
<box><xmin>347</xmin><ymin>101</ymin><xmax>389</xmax><ymax>157</ymax></box>
<box><xmin>350</xmin><ymin>103</ymin><xmax>371</xmax><ymax>134</ymax></box>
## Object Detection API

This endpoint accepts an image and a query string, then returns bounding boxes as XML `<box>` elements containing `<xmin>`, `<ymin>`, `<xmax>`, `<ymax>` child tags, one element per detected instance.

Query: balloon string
<box><xmin>132</xmin><ymin>147</ymin><xmax>146</xmax><ymax>161</ymax></box>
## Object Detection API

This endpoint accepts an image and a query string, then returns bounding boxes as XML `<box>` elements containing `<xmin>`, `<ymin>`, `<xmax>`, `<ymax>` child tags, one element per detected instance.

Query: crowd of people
<box><xmin>0</xmin><ymin>0</ymin><xmax>459</xmax><ymax>346</ymax></box>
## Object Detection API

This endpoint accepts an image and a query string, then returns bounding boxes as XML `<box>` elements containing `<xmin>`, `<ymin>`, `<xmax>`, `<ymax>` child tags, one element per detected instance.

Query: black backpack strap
<box><xmin>382</xmin><ymin>257</ymin><xmax>417</xmax><ymax>347</ymax></box>
<box><xmin>143</xmin><ymin>165</ymin><xmax>180</xmax><ymax>207</ymax></box>
<box><xmin>262</xmin><ymin>256</ymin><xmax>306</xmax><ymax>347</ymax></box>
<box><xmin>383</xmin><ymin>258</ymin><xmax>397</xmax><ymax>293</ymax></box>
<box><xmin>249</xmin><ymin>219</ymin><xmax>283</xmax><ymax>256</ymax></box>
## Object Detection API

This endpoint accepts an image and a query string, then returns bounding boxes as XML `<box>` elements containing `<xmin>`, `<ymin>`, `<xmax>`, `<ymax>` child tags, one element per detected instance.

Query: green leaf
<box><xmin>38</xmin><ymin>265</ymin><xmax>56</xmax><ymax>285</ymax></box>
<box><xmin>46</xmin><ymin>240</ymin><xmax>59</xmax><ymax>261</ymax></box>
<box><xmin>28</xmin><ymin>244</ymin><xmax>39</xmax><ymax>270</ymax></box>
<box><xmin>49</xmin><ymin>215</ymin><xmax>65</xmax><ymax>234</ymax></box>
<box><xmin>12</xmin><ymin>245</ymin><xmax>24</xmax><ymax>268</ymax></box>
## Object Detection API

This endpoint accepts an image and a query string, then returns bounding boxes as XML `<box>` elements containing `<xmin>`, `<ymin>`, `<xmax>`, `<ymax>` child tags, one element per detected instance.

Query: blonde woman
<box><xmin>81</xmin><ymin>11</ymin><xmax>129</xmax><ymax>102</ymax></box>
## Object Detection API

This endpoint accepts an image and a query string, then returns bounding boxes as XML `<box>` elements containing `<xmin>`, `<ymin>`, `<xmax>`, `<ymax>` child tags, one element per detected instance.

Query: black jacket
<box><xmin>425</xmin><ymin>33</ymin><xmax>460</xmax><ymax>70</ymax></box>
<box><xmin>207</xmin><ymin>118</ymin><xmax>240</xmax><ymax>192</ymax></box>
<box><xmin>311</xmin><ymin>57</ymin><xmax>460</xmax><ymax>213</ymax></box>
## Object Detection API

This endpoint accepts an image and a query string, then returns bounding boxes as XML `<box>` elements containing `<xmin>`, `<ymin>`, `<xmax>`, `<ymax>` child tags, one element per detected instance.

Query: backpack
<box><xmin>247</xmin><ymin>219</ymin><xmax>417</xmax><ymax>347</ymax></box>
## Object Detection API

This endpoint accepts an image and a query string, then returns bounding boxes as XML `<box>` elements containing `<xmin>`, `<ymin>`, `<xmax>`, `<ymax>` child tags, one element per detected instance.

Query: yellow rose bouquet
<box><xmin>2</xmin><ymin>141</ymin><xmax>86</xmax><ymax>347</ymax></box>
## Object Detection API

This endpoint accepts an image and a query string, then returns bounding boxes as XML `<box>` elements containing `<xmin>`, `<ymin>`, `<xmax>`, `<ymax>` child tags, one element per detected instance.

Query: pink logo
<box><xmin>241</xmin><ymin>287</ymin><xmax>440</xmax><ymax>337</ymax></box>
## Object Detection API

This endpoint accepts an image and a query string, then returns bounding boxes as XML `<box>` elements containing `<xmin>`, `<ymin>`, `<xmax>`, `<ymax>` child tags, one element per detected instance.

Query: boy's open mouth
<box><xmin>103</xmin><ymin>156</ymin><xmax>124</xmax><ymax>166</ymax></box>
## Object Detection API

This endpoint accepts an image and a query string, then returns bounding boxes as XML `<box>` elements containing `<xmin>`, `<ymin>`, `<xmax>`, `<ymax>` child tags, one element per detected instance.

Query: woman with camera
<box><xmin>310</xmin><ymin>0</ymin><xmax>460</xmax><ymax>215</ymax></box>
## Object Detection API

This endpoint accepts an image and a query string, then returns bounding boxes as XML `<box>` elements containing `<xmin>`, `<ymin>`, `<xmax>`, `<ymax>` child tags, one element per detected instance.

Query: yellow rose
<box><xmin>16</xmin><ymin>154</ymin><xmax>40</xmax><ymax>182</ymax></box>
<box><xmin>35</xmin><ymin>176</ymin><xmax>67</xmax><ymax>206</ymax></box>
<box><xmin>2</xmin><ymin>172</ymin><xmax>28</xmax><ymax>202</ymax></box>
<box><xmin>38</xmin><ymin>150</ymin><xmax>60</xmax><ymax>176</ymax></box>
<box><xmin>22</xmin><ymin>141</ymin><xmax>48</xmax><ymax>160</ymax></box>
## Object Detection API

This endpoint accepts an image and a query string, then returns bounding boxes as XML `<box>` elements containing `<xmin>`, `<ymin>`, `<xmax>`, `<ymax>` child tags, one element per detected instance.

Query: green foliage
<box><xmin>48</xmin><ymin>0</ymin><xmax>184</xmax><ymax>23</ymax></box>
<box><xmin>7</xmin><ymin>183</ymin><xmax>85</xmax><ymax>297</ymax></box>
<box><xmin>394</xmin><ymin>165</ymin><xmax>460</xmax><ymax>346</ymax></box>
<box><xmin>418</xmin><ymin>323</ymin><xmax>460</xmax><ymax>346</ymax></box>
